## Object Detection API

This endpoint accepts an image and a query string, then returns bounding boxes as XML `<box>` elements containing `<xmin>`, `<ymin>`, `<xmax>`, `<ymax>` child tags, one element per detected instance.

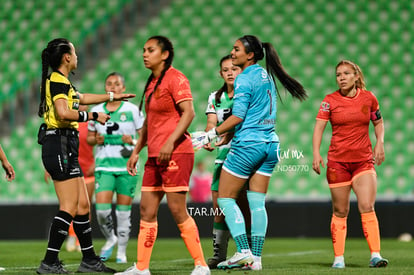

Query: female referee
<box><xmin>193</xmin><ymin>34</ymin><xmax>307</xmax><ymax>270</ymax></box>
<box><xmin>312</xmin><ymin>60</ymin><xmax>387</xmax><ymax>269</ymax></box>
<box><xmin>37</xmin><ymin>38</ymin><xmax>134</xmax><ymax>274</ymax></box>
<box><xmin>115</xmin><ymin>36</ymin><xmax>209</xmax><ymax>275</ymax></box>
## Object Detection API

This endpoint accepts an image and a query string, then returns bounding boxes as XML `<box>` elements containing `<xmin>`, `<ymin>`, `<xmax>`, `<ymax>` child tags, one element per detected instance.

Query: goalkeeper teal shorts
<box><xmin>223</xmin><ymin>141</ymin><xmax>279</xmax><ymax>179</ymax></box>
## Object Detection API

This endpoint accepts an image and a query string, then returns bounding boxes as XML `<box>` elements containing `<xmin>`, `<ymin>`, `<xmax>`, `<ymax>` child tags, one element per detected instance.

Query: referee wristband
<box><xmin>77</xmin><ymin>111</ymin><xmax>88</xmax><ymax>122</ymax></box>
<box><xmin>92</xmin><ymin>112</ymin><xmax>99</xmax><ymax>121</ymax></box>
<box><xmin>107</xmin><ymin>91</ymin><xmax>114</xmax><ymax>102</ymax></box>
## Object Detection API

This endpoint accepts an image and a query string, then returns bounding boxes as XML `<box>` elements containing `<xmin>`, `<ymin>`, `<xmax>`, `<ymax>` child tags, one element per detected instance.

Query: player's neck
<box><xmin>227</xmin><ymin>85</ymin><xmax>234</xmax><ymax>98</ymax></box>
<box><xmin>106</xmin><ymin>101</ymin><xmax>121</xmax><ymax>111</ymax></box>
<box><xmin>340</xmin><ymin>87</ymin><xmax>357</xmax><ymax>98</ymax></box>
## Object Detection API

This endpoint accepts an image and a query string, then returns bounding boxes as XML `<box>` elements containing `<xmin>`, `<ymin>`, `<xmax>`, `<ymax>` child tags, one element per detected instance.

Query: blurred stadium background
<box><xmin>0</xmin><ymin>0</ymin><xmax>412</xmax><ymax>238</ymax></box>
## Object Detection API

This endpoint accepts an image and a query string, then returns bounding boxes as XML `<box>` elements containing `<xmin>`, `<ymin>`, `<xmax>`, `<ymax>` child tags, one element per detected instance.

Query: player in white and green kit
<box><xmin>204</xmin><ymin>55</ymin><xmax>250</xmax><ymax>269</ymax></box>
<box><xmin>87</xmin><ymin>72</ymin><xmax>144</xmax><ymax>263</ymax></box>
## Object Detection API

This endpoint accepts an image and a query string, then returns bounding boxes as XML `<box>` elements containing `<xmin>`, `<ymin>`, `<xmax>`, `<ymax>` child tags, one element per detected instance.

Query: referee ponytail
<box><xmin>239</xmin><ymin>35</ymin><xmax>307</xmax><ymax>101</ymax></box>
<box><xmin>38</xmin><ymin>38</ymin><xmax>72</xmax><ymax>117</ymax></box>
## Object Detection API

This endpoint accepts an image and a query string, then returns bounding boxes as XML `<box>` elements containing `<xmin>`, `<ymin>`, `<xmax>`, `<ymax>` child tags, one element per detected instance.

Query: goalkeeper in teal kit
<box><xmin>192</xmin><ymin>35</ymin><xmax>307</xmax><ymax>270</ymax></box>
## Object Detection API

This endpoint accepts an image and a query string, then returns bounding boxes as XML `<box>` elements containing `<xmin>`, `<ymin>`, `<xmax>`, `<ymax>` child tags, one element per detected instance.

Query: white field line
<box><xmin>166</xmin><ymin>250</ymin><xmax>325</xmax><ymax>263</ymax></box>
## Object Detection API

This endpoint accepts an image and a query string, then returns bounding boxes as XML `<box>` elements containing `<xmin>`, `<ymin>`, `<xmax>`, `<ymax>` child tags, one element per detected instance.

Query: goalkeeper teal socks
<box><xmin>234</xmin><ymin>234</ymin><xmax>250</xmax><ymax>252</ymax></box>
<box><xmin>217</xmin><ymin>198</ymin><xmax>246</xmax><ymax>237</ymax></box>
<box><xmin>247</xmin><ymin>190</ymin><xmax>267</xmax><ymax>257</ymax></box>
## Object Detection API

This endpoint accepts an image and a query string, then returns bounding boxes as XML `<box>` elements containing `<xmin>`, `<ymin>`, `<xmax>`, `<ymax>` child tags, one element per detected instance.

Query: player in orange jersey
<box><xmin>312</xmin><ymin>60</ymin><xmax>387</xmax><ymax>269</ymax></box>
<box><xmin>115</xmin><ymin>36</ymin><xmax>209</xmax><ymax>275</ymax></box>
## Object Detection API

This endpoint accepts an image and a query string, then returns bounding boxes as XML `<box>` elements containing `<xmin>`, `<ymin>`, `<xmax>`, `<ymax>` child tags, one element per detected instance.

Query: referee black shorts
<box><xmin>41</xmin><ymin>129</ymin><xmax>84</xmax><ymax>181</ymax></box>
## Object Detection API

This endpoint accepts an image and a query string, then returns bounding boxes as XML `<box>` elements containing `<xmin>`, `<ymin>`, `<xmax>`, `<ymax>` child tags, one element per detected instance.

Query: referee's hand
<box><xmin>96</xmin><ymin>112</ymin><xmax>110</xmax><ymax>125</ymax></box>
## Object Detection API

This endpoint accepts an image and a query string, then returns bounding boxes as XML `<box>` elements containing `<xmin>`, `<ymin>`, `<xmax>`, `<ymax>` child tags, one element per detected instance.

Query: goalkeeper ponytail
<box><xmin>238</xmin><ymin>35</ymin><xmax>308</xmax><ymax>101</ymax></box>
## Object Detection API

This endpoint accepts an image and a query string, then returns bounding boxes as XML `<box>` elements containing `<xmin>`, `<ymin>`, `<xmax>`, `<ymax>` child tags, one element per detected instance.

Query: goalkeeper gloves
<box><xmin>191</xmin><ymin>128</ymin><xmax>218</xmax><ymax>151</ymax></box>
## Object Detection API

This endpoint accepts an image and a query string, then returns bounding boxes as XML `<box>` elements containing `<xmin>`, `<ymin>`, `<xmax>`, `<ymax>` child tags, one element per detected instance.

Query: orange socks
<box><xmin>68</xmin><ymin>222</ymin><xmax>80</xmax><ymax>246</ymax></box>
<box><xmin>361</xmin><ymin>211</ymin><xmax>381</xmax><ymax>253</ymax></box>
<box><xmin>178</xmin><ymin>217</ymin><xmax>207</xmax><ymax>267</ymax></box>
<box><xmin>68</xmin><ymin>222</ymin><xmax>75</xmax><ymax>237</ymax></box>
<box><xmin>331</xmin><ymin>215</ymin><xmax>347</xmax><ymax>256</ymax></box>
<box><xmin>136</xmin><ymin>220</ymin><xmax>158</xmax><ymax>271</ymax></box>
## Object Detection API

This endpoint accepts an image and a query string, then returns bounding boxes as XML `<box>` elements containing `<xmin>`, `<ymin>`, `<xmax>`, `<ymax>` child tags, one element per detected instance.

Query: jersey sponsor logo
<box><xmin>106</xmin><ymin>122</ymin><xmax>119</xmax><ymax>134</ymax></box>
<box><xmin>321</xmin><ymin>102</ymin><xmax>330</xmax><ymax>112</ymax></box>
<box><xmin>258</xmin><ymin>118</ymin><xmax>275</xmax><ymax>125</ymax></box>
<box><xmin>167</xmin><ymin>160</ymin><xmax>179</xmax><ymax>171</ymax></box>
<box><xmin>261</xmin><ymin>70</ymin><xmax>271</xmax><ymax>83</ymax></box>
<box><xmin>217</xmin><ymin>108</ymin><xmax>232</xmax><ymax>122</ymax></box>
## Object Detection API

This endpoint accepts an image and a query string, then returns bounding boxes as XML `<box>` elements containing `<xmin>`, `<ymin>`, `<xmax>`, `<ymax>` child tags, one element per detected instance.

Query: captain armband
<box><xmin>77</xmin><ymin>111</ymin><xmax>88</xmax><ymax>122</ymax></box>
<box><xmin>370</xmin><ymin>109</ymin><xmax>382</xmax><ymax>121</ymax></box>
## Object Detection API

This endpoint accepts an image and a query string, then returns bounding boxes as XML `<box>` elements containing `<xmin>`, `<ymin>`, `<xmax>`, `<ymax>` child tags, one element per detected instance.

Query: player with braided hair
<box><xmin>115</xmin><ymin>36</ymin><xmax>209</xmax><ymax>275</ymax></box>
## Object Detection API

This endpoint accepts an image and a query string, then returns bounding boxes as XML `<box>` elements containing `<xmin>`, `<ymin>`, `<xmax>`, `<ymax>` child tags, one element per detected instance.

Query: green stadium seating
<box><xmin>0</xmin><ymin>0</ymin><xmax>133</xmax><ymax>107</ymax></box>
<box><xmin>0</xmin><ymin>0</ymin><xmax>411</xmax><ymax>202</ymax></box>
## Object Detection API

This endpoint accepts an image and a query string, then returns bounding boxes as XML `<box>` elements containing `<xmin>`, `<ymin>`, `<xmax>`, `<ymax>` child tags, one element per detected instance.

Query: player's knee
<box><xmin>333</xmin><ymin>207</ymin><xmax>349</xmax><ymax>218</ymax></box>
<box><xmin>358</xmin><ymin>202</ymin><xmax>375</xmax><ymax>214</ymax></box>
<box><xmin>140</xmin><ymin>205</ymin><xmax>158</xmax><ymax>221</ymax></box>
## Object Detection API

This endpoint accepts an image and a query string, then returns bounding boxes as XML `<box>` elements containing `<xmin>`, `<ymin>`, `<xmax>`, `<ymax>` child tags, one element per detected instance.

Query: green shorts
<box><xmin>95</xmin><ymin>171</ymin><xmax>138</xmax><ymax>198</ymax></box>
<box><xmin>211</xmin><ymin>163</ymin><xmax>223</xmax><ymax>192</ymax></box>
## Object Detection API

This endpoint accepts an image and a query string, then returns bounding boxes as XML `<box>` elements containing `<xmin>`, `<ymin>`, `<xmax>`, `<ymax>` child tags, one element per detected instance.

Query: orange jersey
<box><xmin>145</xmin><ymin>67</ymin><xmax>194</xmax><ymax>157</ymax></box>
<box><xmin>316</xmin><ymin>88</ymin><xmax>380</xmax><ymax>162</ymax></box>
<box><xmin>78</xmin><ymin>122</ymin><xmax>95</xmax><ymax>175</ymax></box>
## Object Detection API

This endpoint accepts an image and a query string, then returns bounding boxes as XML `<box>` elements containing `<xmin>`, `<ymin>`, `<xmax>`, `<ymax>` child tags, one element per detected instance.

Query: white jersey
<box><xmin>88</xmin><ymin>102</ymin><xmax>144</xmax><ymax>173</ymax></box>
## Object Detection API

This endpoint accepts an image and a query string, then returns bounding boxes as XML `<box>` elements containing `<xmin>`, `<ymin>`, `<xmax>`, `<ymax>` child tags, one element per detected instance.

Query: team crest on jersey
<box><xmin>321</xmin><ymin>102</ymin><xmax>330</xmax><ymax>112</ymax></box>
<box><xmin>120</xmin><ymin>113</ymin><xmax>127</xmax><ymax>122</ymax></box>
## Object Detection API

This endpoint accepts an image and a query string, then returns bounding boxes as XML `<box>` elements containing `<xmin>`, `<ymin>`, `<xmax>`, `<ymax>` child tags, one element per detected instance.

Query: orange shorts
<box><xmin>142</xmin><ymin>153</ymin><xmax>194</xmax><ymax>192</ymax></box>
<box><xmin>326</xmin><ymin>159</ymin><xmax>376</xmax><ymax>188</ymax></box>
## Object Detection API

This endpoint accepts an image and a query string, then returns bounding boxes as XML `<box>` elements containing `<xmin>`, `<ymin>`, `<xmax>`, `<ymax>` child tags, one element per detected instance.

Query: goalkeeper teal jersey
<box><xmin>89</xmin><ymin>102</ymin><xmax>144</xmax><ymax>174</ymax></box>
<box><xmin>205</xmin><ymin>90</ymin><xmax>233</xmax><ymax>163</ymax></box>
<box><xmin>232</xmin><ymin>64</ymin><xmax>279</xmax><ymax>143</ymax></box>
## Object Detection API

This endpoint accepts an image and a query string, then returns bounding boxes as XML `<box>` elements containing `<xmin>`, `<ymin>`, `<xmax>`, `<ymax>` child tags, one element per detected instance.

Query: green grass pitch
<box><xmin>0</xmin><ymin>238</ymin><xmax>412</xmax><ymax>274</ymax></box>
